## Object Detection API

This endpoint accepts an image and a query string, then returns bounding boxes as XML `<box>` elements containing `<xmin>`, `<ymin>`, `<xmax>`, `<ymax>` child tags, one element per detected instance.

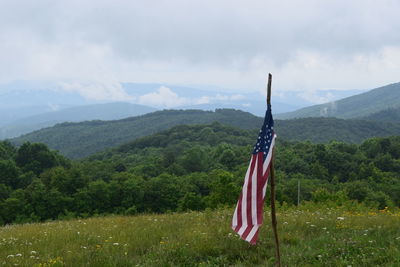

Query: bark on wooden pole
<box><xmin>267</xmin><ymin>73</ymin><xmax>281</xmax><ymax>267</ymax></box>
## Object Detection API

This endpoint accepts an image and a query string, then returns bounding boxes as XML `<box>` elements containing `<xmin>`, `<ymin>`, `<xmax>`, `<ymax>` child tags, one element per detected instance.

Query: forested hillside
<box><xmin>1</xmin><ymin>123</ymin><xmax>400</xmax><ymax>225</ymax></box>
<box><xmin>361</xmin><ymin>107</ymin><xmax>400</xmax><ymax>123</ymax></box>
<box><xmin>277</xmin><ymin>117</ymin><xmax>400</xmax><ymax>143</ymax></box>
<box><xmin>276</xmin><ymin>82</ymin><xmax>400</xmax><ymax>119</ymax></box>
<box><xmin>12</xmin><ymin>109</ymin><xmax>400</xmax><ymax>158</ymax></box>
<box><xmin>11</xmin><ymin>109</ymin><xmax>263</xmax><ymax>158</ymax></box>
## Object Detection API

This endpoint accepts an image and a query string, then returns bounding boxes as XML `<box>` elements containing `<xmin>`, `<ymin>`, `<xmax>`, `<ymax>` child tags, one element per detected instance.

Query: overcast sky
<box><xmin>1</xmin><ymin>0</ymin><xmax>399</xmax><ymax>102</ymax></box>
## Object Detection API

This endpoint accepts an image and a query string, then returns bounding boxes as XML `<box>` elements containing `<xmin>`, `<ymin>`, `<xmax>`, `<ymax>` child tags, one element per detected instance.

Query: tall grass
<box><xmin>1</xmin><ymin>203</ymin><xmax>400</xmax><ymax>266</ymax></box>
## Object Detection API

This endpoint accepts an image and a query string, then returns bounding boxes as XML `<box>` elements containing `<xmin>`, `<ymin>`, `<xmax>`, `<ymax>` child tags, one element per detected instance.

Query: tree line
<box><xmin>1</xmin><ymin>123</ymin><xmax>400</xmax><ymax>225</ymax></box>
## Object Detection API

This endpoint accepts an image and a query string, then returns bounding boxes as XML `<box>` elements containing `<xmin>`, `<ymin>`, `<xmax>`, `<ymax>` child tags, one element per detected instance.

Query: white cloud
<box><xmin>136</xmin><ymin>87</ymin><xmax>247</xmax><ymax>108</ymax></box>
<box><xmin>297</xmin><ymin>91</ymin><xmax>335</xmax><ymax>104</ymax></box>
<box><xmin>213</xmin><ymin>94</ymin><xmax>245</xmax><ymax>101</ymax></box>
<box><xmin>59</xmin><ymin>80</ymin><xmax>133</xmax><ymax>101</ymax></box>
<box><xmin>230</xmin><ymin>94</ymin><xmax>245</xmax><ymax>101</ymax></box>
<box><xmin>195</xmin><ymin>96</ymin><xmax>211</xmax><ymax>105</ymax></box>
<box><xmin>137</xmin><ymin>86</ymin><xmax>190</xmax><ymax>108</ymax></box>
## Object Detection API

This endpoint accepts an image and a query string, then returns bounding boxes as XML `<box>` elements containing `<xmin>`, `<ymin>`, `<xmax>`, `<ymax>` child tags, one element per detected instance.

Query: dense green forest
<box><xmin>12</xmin><ymin>109</ymin><xmax>400</xmax><ymax>159</ymax></box>
<box><xmin>1</xmin><ymin>123</ymin><xmax>400</xmax><ymax>225</ymax></box>
<box><xmin>362</xmin><ymin>107</ymin><xmax>400</xmax><ymax>123</ymax></box>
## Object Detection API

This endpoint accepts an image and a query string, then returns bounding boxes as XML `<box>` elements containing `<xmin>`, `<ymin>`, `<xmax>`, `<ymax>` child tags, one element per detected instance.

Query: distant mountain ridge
<box><xmin>0</xmin><ymin>80</ymin><xmax>303</xmax><ymax>136</ymax></box>
<box><xmin>0</xmin><ymin>102</ymin><xmax>156</xmax><ymax>139</ymax></box>
<box><xmin>276</xmin><ymin>82</ymin><xmax>400</xmax><ymax>119</ymax></box>
<box><xmin>12</xmin><ymin>109</ymin><xmax>400</xmax><ymax>159</ymax></box>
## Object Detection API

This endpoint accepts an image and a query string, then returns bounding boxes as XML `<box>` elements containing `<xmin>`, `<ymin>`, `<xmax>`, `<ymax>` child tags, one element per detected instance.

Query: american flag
<box><xmin>232</xmin><ymin>104</ymin><xmax>276</xmax><ymax>245</ymax></box>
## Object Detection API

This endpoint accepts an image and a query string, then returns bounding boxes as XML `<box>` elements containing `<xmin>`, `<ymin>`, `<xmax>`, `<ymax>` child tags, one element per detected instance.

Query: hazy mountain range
<box><xmin>1</xmin><ymin>80</ymin><xmax>398</xmax><ymax>143</ymax></box>
<box><xmin>0</xmin><ymin>80</ymin><xmax>304</xmax><ymax>138</ymax></box>
<box><xmin>0</xmin><ymin>103</ymin><xmax>156</xmax><ymax>139</ymax></box>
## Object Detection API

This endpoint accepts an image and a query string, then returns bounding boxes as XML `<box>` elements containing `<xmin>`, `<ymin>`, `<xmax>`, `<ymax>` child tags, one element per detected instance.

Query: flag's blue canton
<box><xmin>253</xmin><ymin>104</ymin><xmax>274</xmax><ymax>161</ymax></box>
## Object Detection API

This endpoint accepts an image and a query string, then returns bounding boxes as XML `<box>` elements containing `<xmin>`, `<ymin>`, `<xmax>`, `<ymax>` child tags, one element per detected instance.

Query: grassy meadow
<box><xmin>1</xmin><ymin>204</ymin><xmax>400</xmax><ymax>267</ymax></box>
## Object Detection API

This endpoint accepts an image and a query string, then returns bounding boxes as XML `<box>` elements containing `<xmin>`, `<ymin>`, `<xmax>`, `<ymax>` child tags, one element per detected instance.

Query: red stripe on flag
<box><xmin>234</xmin><ymin>192</ymin><xmax>243</xmax><ymax>233</ymax></box>
<box><xmin>257</xmin><ymin>153</ymin><xmax>267</xmax><ymax>225</ymax></box>
<box><xmin>249</xmin><ymin>228</ymin><xmax>260</xmax><ymax>245</ymax></box>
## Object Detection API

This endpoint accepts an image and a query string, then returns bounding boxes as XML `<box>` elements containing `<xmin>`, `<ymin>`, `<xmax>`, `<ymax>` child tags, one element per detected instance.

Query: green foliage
<box><xmin>276</xmin><ymin>117</ymin><xmax>400</xmax><ymax>144</ymax></box>
<box><xmin>205</xmin><ymin>170</ymin><xmax>240</xmax><ymax>208</ymax></box>
<box><xmin>178</xmin><ymin>192</ymin><xmax>205</xmax><ymax>211</ymax></box>
<box><xmin>1</xmin><ymin>124</ymin><xmax>400</xmax><ymax>226</ymax></box>
<box><xmin>0</xmin><ymin>159</ymin><xmax>19</xmax><ymax>188</ymax></box>
<box><xmin>15</xmin><ymin>142</ymin><xmax>65</xmax><ymax>175</ymax></box>
<box><xmin>362</xmin><ymin>106</ymin><xmax>400</xmax><ymax>123</ymax></box>
<box><xmin>0</xmin><ymin>140</ymin><xmax>16</xmax><ymax>160</ymax></box>
<box><xmin>311</xmin><ymin>188</ymin><xmax>348</xmax><ymax>206</ymax></box>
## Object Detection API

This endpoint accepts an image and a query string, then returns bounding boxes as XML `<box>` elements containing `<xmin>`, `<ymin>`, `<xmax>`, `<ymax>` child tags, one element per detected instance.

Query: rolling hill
<box><xmin>11</xmin><ymin>109</ymin><xmax>400</xmax><ymax>159</ymax></box>
<box><xmin>276</xmin><ymin>82</ymin><xmax>400</xmax><ymax>119</ymax></box>
<box><xmin>0</xmin><ymin>102</ymin><xmax>156</xmax><ymax>139</ymax></box>
<box><xmin>12</xmin><ymin>109</ymin><xmax>262</xmax><ymax>158</ymax></box>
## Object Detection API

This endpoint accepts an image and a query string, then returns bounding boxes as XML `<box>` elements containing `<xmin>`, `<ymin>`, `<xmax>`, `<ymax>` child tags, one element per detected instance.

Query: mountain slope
<box><xmin>0</xmin><ymin>102</ymin><xmax>156</xmax><ymax>139</ymax></box>
<box><xmin>12</xmin><ymin>109</ymin><xmax>400</xmax><ymax>159</ymax></box>
<box><xmin>0</xmin><ymin>105</ymin><xmax>73</xmax><ymax>127</ymax></box>
<box><xmin>12</xmin><ymin>109</ymin><xmax>262</xmax><ymax>159</ymax></box>
<box><xmin>361</xmin><ymin>107</ymin><xmax>400</xmax><ymax>123</ymax></box>
<box><xmin>277</xmin><ymin>118</ymin><xmax>400</xmax><ymax>143</ymax></box>
<box><xmin>276</xmin><ymin>82</ymin><xmax>400</xmax><ymax>119</ymax></box>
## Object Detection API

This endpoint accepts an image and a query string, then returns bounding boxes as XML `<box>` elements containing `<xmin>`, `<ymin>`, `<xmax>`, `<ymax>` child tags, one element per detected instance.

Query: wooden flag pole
<box><xmin>267</xmin><ymin>73</ymin><xmax>281</xmax><ymax>267</ymax></box>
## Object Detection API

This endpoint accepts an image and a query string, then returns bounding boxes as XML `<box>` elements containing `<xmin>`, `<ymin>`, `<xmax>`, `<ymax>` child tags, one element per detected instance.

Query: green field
<box><xmin>1</xmin><ymin>204</ymin><xmax>400</xmax><ymax>267</ymax></box>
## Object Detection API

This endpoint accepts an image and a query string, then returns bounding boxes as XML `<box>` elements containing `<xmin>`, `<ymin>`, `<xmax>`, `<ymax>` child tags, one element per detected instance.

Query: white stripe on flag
<box><xmin>262</xmin><ymin>135</ymin><xmax>276</xmax><ymax>177</ymax></box>
<box><xmin>262</xmin><ymin>135</ymin><xmax>276</xmax><ymax>198</ymax></box>
<box><xmin>245</xmin><ymin>225</ymin><xmax>259</xmax><ymax>242</ymax></box>
<box><xmin>232</xmin><ymin>157</ymin><xmax>252</xmax><ymax>229</ymax></box>
<box><xmin>251</xmin><ymin>154</ymin><xmax>259</xmax><ymax>226</ymax></box>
